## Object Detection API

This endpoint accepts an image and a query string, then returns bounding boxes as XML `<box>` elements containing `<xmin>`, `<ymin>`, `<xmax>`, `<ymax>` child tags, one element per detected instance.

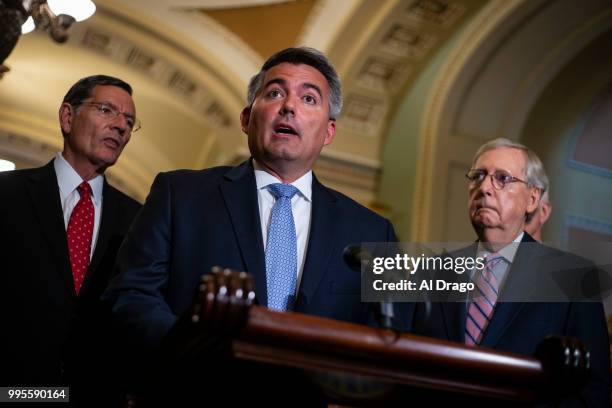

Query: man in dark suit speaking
<box><xmin>410</xmin><ymin>138</ymin><xmax>610</xmax><ymax>406</ymax></box>
<box><xmin>103</xmin><ymin>47</ymin><xmax>405</xmax><ymax>404</ymax></box>
<box><xmin>0</xmin><ymin>75</ymin><xmax>141</xmax><ymax>399</ymax></box>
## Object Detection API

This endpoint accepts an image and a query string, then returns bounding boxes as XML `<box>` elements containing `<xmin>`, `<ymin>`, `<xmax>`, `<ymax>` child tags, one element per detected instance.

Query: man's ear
<box><xmin>540</xmin><ymin>201</ymin><xmax>552</xmax><ymax>224</ymax></box>
<box><xmin>240</xmin><ymin>107</ymin><xmax>251</xmax><ymax>134</ymax></box>
<box><xmin>526</xmin><ymin>186</ymin><xmax>541</xmax><ymax>213</ymax></box>
<box><xmin>59</xmin><ymin>103</ymin><xmax>73</xmax><ymax>136</ymax></box>
<box><xmin>323</xmin><ymin>120</ymin><xmax>336</xmax><ymax>146</ymax></box>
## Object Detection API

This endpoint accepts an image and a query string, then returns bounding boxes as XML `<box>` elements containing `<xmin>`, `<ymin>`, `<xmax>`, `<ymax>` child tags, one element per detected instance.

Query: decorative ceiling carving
<box><xmin>0</xmin><ymin>130</ymin><xmax>56</xmax><ymax>168</ymax></box>
<box><xmin>0</xmin><ymin>0</ymin><xmax>481</xmax><ymax>208</ymax></box>
<box><xmin>74</xmin><ymin>23</ymin><xmax>233</xmax><ymax>131</ymax></box>
<box><xmin>337</xmin><ymin>0</ymin><xmax>470</xmax><ymax>144</ymax></box>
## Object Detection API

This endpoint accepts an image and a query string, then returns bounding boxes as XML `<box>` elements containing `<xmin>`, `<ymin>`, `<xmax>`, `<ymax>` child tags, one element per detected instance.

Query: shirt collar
<box><xmin>477</xmin><ymin>231</ymin><xmax>524</xmax><ymax>263</ymax></box>
<box><xmin>54</xmin><ymin>152</ymin><xmax>103</xmax><ymax>205</ymax></box>
<box><xmin>252</xmin><ymin>159</ymin><xmax>312</xmax><ymax>202</ymax></box>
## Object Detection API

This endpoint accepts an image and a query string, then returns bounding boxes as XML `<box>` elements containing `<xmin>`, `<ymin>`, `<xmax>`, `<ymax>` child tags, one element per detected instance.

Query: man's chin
<box><xmin>90</xmin><ymin>154</ymin><xmax>118</xmax><ymax>172</ymax></box>
<box><xmin>102</xmin><ymin>145</ymin><xmax>123</xmax><ymax>159</ymax></box>
<box><xmin>471</xmin><ymin>216</ymin><xmax>498</xmax><ymax>229</ymax></box>
<box><xmin>264</xmin><ymin>148</ymin><xmax>299</xmax><ymax>162</ymax></box>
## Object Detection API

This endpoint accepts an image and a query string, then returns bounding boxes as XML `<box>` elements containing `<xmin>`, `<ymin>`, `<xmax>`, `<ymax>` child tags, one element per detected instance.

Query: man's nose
<box><xmin>110</xmin><ymin>114</ymin><xmax>129</xmax><ymax>135</ymax></box>
<box><xmin>279</xmin><ymin>96</ymin><xmax>296</xmax><ymax>116</ymax></box>
<box><xmin>478</xmin><ymin>174</ymin><xmax>495</xmax><ymax>195</ymax></box>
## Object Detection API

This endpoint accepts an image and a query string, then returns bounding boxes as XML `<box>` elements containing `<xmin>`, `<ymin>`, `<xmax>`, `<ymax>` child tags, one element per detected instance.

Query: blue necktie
<box><xmin>266</xmin><ymin>183</ymin><xmax>299</xmax><ymax>311</ymax></box>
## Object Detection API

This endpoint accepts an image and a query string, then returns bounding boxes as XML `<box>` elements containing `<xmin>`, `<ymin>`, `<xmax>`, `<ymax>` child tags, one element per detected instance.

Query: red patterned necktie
<box><xmin>67</xmin><ymin>181</ymin><xmax>94</xmax><ymax>295</ymax></box>
<box><xmin>465</xmin><ymin>254</ymin><xmax>506</xmax><ymax>345</ymax></box>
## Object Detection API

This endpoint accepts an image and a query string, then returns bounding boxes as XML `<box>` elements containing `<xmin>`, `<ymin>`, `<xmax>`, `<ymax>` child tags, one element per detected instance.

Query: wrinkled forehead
<box><xmin>90</xmin><ymin>85</ymin><xmax>136</xmax><ymax>114</ymax></box>
<box><xmin>261</xmin><ymin>63</ymin><xmax>329</xmax><ymax>94</ymax></box>
<box><xmin>474</xmin><ymin>147</ymin><xmax>527</xmax><ymax>175</ymax></box>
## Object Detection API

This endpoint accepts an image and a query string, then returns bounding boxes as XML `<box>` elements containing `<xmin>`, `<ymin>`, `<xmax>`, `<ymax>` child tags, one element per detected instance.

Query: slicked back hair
<box><xmin>60</xmin><ymin>75</ymin><xmax>133</xmax><ymax>137</ymax></box>
<box><xmin>63</xmin><ymin>74</ymin><xmax>132</xmax><ymax>107</ymax></box>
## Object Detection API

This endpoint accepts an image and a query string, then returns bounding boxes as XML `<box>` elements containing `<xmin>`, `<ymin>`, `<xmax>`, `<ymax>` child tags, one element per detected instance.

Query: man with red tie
<box><xmin>410</xmin><ymin>138</ymin><xmax>609</xmax><ymax>406</ymax></box>
<box><xmin>0</xmin><ymin>75</ymin><xmax>141</xmax><ymax>404</ymax></box>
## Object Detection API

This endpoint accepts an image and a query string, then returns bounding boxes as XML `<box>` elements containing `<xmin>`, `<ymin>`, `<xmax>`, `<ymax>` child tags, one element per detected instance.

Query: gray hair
<box><xmin>472</xmin><ymin>138</ymin><xmax>549</xmax><ymax>223</ymax></box>
<box><xmin>540</xmin><ymin>189</ymin><xmax>550</xmax><ymax>204</ymax></box>
<box><xmin>246</xmin><ymin>47</ymin><xmax>343</xmax><ymax>120</ymax></box>
<box><xmin>472</xmin><ymin>138</ymin><xmax>548</xmax><ymax>192</ymax></box>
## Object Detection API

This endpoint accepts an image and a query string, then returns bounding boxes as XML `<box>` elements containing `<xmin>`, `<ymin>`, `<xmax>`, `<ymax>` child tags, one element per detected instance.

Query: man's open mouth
<box><xmin>274</xmin><ymin>125</ymin><xmax>298</xmax><ymax>136</ymax></box>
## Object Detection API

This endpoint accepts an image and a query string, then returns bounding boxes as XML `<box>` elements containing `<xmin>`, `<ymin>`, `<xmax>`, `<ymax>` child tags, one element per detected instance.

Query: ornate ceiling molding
<box><xmin>411</xmin><ymin>0</ymin><xmax>526</xmax><ymax>241</ymax></box>
<box><xmin>71</xmin><ymin>14</ymin><xmax>235</xmax><ymax>133</ymax></box>
<box><xmin>0</xmin><ymin>130</ymin><xmax>57</xmax><ymax>168</ymax></box>
<box><xmin>336</xmin><ymin>0</ymin><xmax>469</xmax><ymax>142</ymax></box>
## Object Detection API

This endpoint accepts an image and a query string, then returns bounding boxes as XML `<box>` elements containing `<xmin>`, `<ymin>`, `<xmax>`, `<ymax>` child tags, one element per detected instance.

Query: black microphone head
<box><xmin>342</xmin><ymin>245</ymin><xmax>371</xmax><ymax>272</ymax></box>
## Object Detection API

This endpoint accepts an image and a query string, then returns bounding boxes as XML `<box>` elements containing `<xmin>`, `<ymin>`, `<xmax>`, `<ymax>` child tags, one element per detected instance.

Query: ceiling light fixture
<box><xmin>0</xmin><ymin>0</ymin><xmax>96</xmax><ymax>78</ymax></box>
<box><xmin>0</xmin><ymin>159</ymin><xmax>16</xmax><ymax>172</ymax></box>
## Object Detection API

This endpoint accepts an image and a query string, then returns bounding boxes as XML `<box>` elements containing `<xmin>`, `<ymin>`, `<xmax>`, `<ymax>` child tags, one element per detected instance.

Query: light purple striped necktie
<box><xmin>465</xmin><ymin>254</ymin><xmax>506</xmax><ymax>346</ymax></box>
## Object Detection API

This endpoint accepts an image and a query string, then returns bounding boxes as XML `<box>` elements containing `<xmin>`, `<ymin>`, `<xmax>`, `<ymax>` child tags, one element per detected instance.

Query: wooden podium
<box><xmin>174</xmin><ymin>269</ymin><xmax>589</xmax><ymax>406</ymax></box>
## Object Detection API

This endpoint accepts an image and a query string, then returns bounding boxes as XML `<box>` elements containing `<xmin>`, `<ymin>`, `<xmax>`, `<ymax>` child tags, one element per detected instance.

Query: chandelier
<box><xmin>0</xmin><ymin>0</ymin><xmax>96</xmax><ymax>78</ymax></box>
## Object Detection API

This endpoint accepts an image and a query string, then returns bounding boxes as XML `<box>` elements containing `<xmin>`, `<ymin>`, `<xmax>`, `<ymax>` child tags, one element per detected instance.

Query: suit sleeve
<box><xmin>102</xmin><ymin>172</ymin><xmax>177</xmax><ymax>354</ymax></box>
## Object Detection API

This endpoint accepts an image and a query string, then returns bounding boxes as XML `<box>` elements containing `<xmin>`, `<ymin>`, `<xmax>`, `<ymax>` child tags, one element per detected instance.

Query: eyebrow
<box><xmin>263</xmin><ymin>78</ymin><xmax>323</xmax><ymax>99</ymax></box>
<box><xmin>97</xmin><ymin>100</ymin><xmax>136</xmax><ymax>119</ymax></box>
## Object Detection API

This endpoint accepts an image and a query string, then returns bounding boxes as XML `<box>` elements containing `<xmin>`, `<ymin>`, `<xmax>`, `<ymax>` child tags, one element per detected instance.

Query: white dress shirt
<box><xmin>54</xmin><ymin>152</ymin><xmax>103</xmax><ymax>259</ymax></box>
<box><xmin>253</xmin><ymin>160</ymin><xmax>312</xmax><ymax>294</ymax></box>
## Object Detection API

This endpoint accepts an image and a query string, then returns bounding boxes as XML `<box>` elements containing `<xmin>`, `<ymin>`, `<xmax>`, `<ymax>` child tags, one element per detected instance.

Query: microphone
<box><xmin>342</xmin><ymin>244</ymin><xmax>372</xmax><ymax>272</ymax></box>
<box><xmin>342</xmin><ymin>244</ymin><xmax>394</xmax><ymax>330</ymax></box>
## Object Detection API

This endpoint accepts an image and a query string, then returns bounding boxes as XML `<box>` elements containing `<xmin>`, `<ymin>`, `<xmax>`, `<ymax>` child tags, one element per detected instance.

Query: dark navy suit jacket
<box><xmin>0</xmin><ymin>160</ymin><xmax>141</xmax><ymax>388</ymax></box>
<box><xmin>104</xmin><ymin>160</ymin><xmax>407</xmax><ymax>356</ymax></box>
<box><xmin>410</xmin><ymin>233</ymin><xmax>610</xmax><ymax>407</ymax></box>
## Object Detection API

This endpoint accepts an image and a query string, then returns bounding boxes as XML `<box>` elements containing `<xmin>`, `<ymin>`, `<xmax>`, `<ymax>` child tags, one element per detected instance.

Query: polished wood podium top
<box><xmin>179</xmin><ymin>268</ymin><xmax>590</xmax><ymax>406</ymax></box>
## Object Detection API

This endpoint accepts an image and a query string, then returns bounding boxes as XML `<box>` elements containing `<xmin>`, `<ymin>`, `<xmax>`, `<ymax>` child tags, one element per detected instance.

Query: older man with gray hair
<box><xmin>411</xmin><ymin>138</ymin><xmax>609</xmax><ymax>406</ymax></box>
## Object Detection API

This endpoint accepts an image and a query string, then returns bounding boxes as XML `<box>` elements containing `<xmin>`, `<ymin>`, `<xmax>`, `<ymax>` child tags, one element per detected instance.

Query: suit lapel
<box><xmin>480</xmin><ymin>233</ymin><xmax>537</xmax><ymax>347</ymax></box>
<box><xmin>219</xmin><ymin>161</ymin><xmax>267</xmax><ymax>306</ymax></box>
<box><xmin>26</xmin><ymin>161</ymin><xmax>75</xmax><ymax>297</ymax></box>
<box><xmin>296</xmin><ymin>176</ymin><xmax>337</xmax><ymax>309</ymax></box>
